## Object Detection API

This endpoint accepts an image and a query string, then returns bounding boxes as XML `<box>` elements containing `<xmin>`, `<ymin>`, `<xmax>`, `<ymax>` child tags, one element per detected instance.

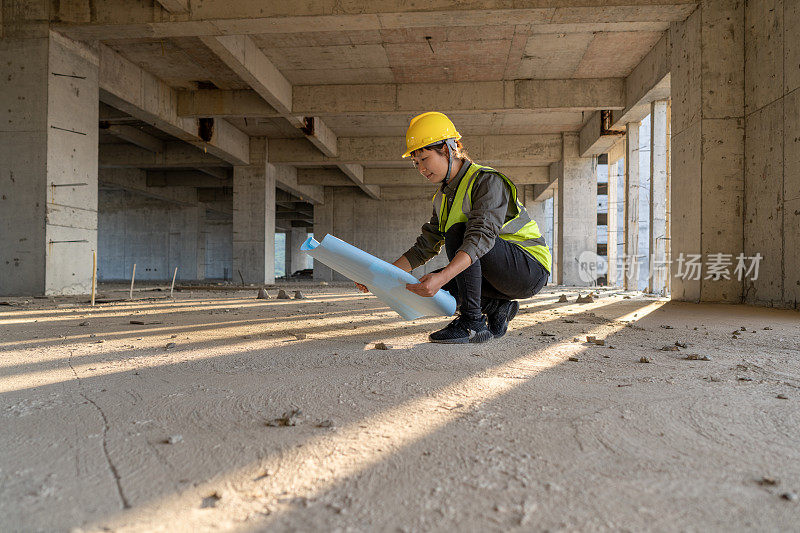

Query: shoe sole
<box><xmin>493</xmin><ymin>300</ymin><xmax>520</xmax><ymax>339</ymax></box>
<box><xmin>430</xmin><ymin>330</ymin><xmax>493</xmax><ymax>344</ymax></box>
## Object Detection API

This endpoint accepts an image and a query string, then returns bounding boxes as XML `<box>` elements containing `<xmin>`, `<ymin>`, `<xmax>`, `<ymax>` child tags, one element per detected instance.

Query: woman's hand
<box><xmin>354</xmin><ymin>282</ymin><xmax>369</xmax><ymax>293</ymax></box>
<box><xmin>406</xmin><ymin>272</ymin><xmax>447</xmax><ymax>298</ymax></box>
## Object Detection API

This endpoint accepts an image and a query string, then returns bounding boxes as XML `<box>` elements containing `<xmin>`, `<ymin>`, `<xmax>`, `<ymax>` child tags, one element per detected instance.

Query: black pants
<box><xmin>438</xmin><ymin>223</ymin><xmax>549</xmax><ymax>320</ymax></box>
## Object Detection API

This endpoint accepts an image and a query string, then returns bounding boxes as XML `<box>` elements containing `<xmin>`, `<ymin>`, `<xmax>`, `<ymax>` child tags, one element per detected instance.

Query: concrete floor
<box><xmin>1</xmin><ymin>284</ymin><xmax>799</xmax><ymax>531</ymax></box>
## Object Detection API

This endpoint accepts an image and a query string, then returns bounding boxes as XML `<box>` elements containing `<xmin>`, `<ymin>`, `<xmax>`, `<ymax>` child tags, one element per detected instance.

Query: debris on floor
<box><xmin>266</xmin><ymin>409</ymin><xmax>303</xmax><ymax>427</ymax></box>
<box><xmin>164</xmin><ymin>435</ymin><xmax>183</xmax><ymax>444</ymax></box>
<box><xmin>558</xmin><ymin>294</ymin><xmax>568</xmax><ymax>303</ymax></box>
<box><xmin>257</xmin><ymin>288</ymin><xmax>270</xmax><ymax>299</ymax></box>
<box><xmin>685</xmin><ymin>354</ymin><xmax>710</xmax><ymax>361</ymax></box>
<box><xmin>639</xmin><ymin>357</ymin><xmax>651</xmax><ymax>363</ymax></box>
<box><xmin>165</xmin><ymin>342</ymin><xmax>176</xmax><ymax>349</ymax></box>
<box><xmin>660</xmin><ymin>345</ymin><xmax>680</xmax><ymax>351</ymax></box>
<box><xmin>576</xmin><ymin>294</ymin><xmax>594</xmax><ymax>303</ymax></box>
<box><xmin>373</xmin><ymin>342</ymin><xmax>389</xmax><ymax>350</ymax></box>
<box><xmin>277</xmin><ymin>289</ymin><xmax>291</xmax><ymax>300</ymax></box>
<box><xmin>293</xmin><ymin>291</ymin><xmax>306</xmax><ymax>299</ymax></box>
<box><xmin>201</xmin><ymin>492</ymin><xmax>221</xmax><ymax>508</ymax></box>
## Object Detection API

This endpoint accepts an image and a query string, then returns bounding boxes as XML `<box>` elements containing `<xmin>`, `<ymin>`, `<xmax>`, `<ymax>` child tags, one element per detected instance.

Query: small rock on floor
<box><xmin>277</xmin><ymin>289</ymin><xmax>291</xmax><ymax>299</ymax></box>
<box><xmin>558</xmin><ymin>294</ymin><xmax>568</xmax><ymax>303</ymax></box>
<box><xmin>639</xmin><ymin>357</ymin><xmax>651</xmax><ymax>363</ymax></box>
<box><xmin>576</xmin><ymin>294</ymin><xmax>594</xmax><ymax>303</ymax></box>
<box><xmin>374</xmin><ymin>342</ymin><xmax>389</xmax><ymax>350</ymax></box>
<box><xmin>165</xmin><ymin>434</ymin><xmax>183</xmax><ymax>444</ymax></box>
<box><xmin>165</xmin><ymin>342</ymin><xmax>176</xmax><ymax>349</ymax></box>
<box><xmin>685</xmin><ymin>354</ymin><xmax>710</xmax><ymax>361</ymax></box>
<box><xmin>777</xmin><ymin>394</ymin><xmax>789</xmax><ymax>400</ymax></box>
<box><xmin>266</xmin><ymin>409</ymin><xmax>303</xmax><ymax>427</ymax></box>
<box><xmin>781</xmin><ymin>492</ymin><xmax>798</xmax><ymax>502</ymax></box>
<box><xmin>660</xmin><ymin>345</ymin><xmax>680</xmax><ymax>351</ymax></box>
<box><xmin>257</xmin><ymin>288</ymin><xmax>270</xmax><ymax>299</ymax></box>
<box><xmin>568</xmin><ymin>356</ymin><xmax>579</xmax><ymax>362</ymax></box>
<box><xmin>293</xmin><ymin>291</ymin><xmax>306</xmax><ymax>299</ymax></box>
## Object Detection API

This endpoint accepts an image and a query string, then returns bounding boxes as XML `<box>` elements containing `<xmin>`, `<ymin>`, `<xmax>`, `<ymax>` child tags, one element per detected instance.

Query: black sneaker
<box><xmin>429</xmin><ymin>316</ymin><xmax>492</xmax><ymax>344</ymax></box>
<box><xmin>487</xmin><ymin>300</ymin><xmax>519</xmax><ymax>338</ymax></box>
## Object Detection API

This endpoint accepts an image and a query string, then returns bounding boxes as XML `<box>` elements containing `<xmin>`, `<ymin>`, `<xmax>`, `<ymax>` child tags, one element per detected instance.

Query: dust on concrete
<box><xmin>1</xmin><ymin>283</ymin><xmax>799</xmax><ymax>531</ymax></box>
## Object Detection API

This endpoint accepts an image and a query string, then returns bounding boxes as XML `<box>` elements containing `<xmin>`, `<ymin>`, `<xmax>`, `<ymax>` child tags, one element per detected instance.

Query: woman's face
<box><xmin>411</xmin><ymin>148</ymin><xmax>450</xmax><ymax>184</ymax></box>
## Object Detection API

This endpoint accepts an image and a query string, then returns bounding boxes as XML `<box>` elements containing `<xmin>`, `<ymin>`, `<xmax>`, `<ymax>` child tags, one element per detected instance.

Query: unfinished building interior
<box><xmin>1</xmin><ymin>1</ymin><xmax>799</xmax><ymax>531</ymax></box>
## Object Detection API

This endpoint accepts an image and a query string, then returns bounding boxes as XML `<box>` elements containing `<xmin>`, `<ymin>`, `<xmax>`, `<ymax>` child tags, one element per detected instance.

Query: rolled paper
<box><xmin>301</xmin><ymin>234</ymin><xmax>457</xmax><ymax>320</ymax></box>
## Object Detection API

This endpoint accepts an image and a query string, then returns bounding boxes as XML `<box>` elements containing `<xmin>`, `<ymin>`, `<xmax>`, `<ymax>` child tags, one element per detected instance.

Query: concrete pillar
<box><xmin>623</xmin><ymin>123</ymin><xmax>641</xmax><ymax>290</ymax></box>
<box><xmin>282</xmin><ymin>231</ymin><xmax>291</xmax><ymax>279</ymax></box>
<box><xmin>649</xmin><ymin>100</ymin><xmax>669</xmax><ymax>295</ymax></box>
<box><xmin>606</xmin><ymin>139</ymin><xmax>624</xmax><ymax>287</ymax></box>
<box><xmin>670</xmin><ymin>0</ymin><xmax>744</xmax><ymax>303</ymax></box>
<box><xmin>288</xmin><ymin>228</ymin><xmax>308</xmax><ymax>276</ymax></box>
<box><xmin>196</xmin><ymin>206</ymin><xmax>207</xmax><ymax>280</ymax></box>
<box><xmin>551</xmin><ymin>185</ymin><xmax>559</xmax><ymax>284</ymax></box>
<box><xmin>233</xmin><ymin>137</ymin><xmax>276</xmax><ymax>284</ymax></box>
<box><xmin>556</xmin><ymin>133</ymin><xmax>598</xmax><ymax>286</ymax></box>
<box><xmin>0</xmin><ymin>31</ymin><xmax>99</xmax><ymax>295</ymax></box>
<box><xmin>527</xmin><ymin>189</ymin><xmax>556</xmax><ymax>285</ymax></box>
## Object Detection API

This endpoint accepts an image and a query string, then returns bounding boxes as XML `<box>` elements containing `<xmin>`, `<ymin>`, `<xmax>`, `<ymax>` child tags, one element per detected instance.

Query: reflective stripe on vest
<box><xmin>433</xmin><ymin>162</ymin><xmax>552</xmax><ymax>272</ymax></box>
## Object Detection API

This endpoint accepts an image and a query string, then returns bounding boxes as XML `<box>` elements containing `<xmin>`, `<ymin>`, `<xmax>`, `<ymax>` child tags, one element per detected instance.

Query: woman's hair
<box><xmin>411</xmin><ymin>139</ymin><xmax>472</xmax><ymax>162</ymax></box>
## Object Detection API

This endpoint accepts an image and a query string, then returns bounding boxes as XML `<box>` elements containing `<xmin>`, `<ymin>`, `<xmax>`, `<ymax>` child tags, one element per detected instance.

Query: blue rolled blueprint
<box><xmin>301</xmin><ymin>234</ymin><xmax>457</xmax><ymax>321</ymax></box>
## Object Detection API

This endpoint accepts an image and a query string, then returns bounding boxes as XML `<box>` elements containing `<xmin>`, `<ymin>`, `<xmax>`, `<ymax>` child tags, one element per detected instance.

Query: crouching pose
<box><xmin>358</xmin><ymin>111</ymin><xmax>551</xmax><ymax>344</ymax></box>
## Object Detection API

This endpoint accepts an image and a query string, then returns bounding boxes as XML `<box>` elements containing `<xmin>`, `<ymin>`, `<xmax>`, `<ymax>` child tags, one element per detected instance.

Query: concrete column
<box><xmin>556</xmin><ymin>133</ymin><xmax>598</xmax><ymax>286</ymax></box>
<box><xmin>623</xmin><ymin>123</ymin><xmax>641</xmax><ymax>290</ymax></box>
<box><xmin>528</xmin><ymin>189</ymin><xmax>555</xmax><ymax>285</ymax></box>
<box><xmin>282</xmin><ymin>231</ymin><xmax>291</xmax><ymax>279</ymax></box>
<box><xmin>196</xmin><ymin>206</ymin><xmax>207</xmax><ymax>280</ymax></box>
<box><xmin>0</xmin><ymin>31</ymin><xmax>99</xmax><ymax>295</ymax></box>
<box><xmin>649</xmin><ymin>100</ymin><xmax>669</xmax><ymax>295</ymax></box>
<box><xmin>288</xmin><ymin>228</ymin><xmax>308</xmax><ymax>276</ymax></box>
<box><xmin>606</xmin><ymin>140</ymin><xmax>624</xmax><ymax>287</ymax></box>
<box><xmin>670</xmin><ymin>0</ymin><xmax>744</xmax><ymax>303</ymax></box>
<box><xmin>551</xmin><ymin>185</ymin><xmax>559</xmax><ymax>284</ymax></box>
<box><xmin>233</xmin><ymin>137</ymin><xmax>276</xmax><ymax>284</ymax></box>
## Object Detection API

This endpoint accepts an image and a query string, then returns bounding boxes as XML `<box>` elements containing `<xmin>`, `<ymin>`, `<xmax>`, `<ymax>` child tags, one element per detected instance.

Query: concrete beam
<box><xmin>177</xmin><ymin>89</ymin><xmax>280</xmax><ymax>118</ymax></box>
<box><xmin>98</xmin><ymin>44</ymin><xmax>249</xmax><ymax>166</ymax></box>
<box><xmin>146</xmin><ymin>170</ymin><xmax>232</xmax><ymax>188</ymax></box>
<box><xmin>99</xmin><ymin>142</ymin><xmax>228</xmax><ymax>169</ymax></box>
<box><xmin>154</xmin><ymin>0</ymin><xmax>189</xmax><ymax>14</ymax></box>
<box><xmin>578</xmin><ymin>111</ymin><xmax>626</xmax><ymax>157</ymax></box>
<box><xmin>297</xmin><ymin>166</ymin><xmax>550</xmax><ymax>187</ymax></box>
<box><xmin>287</xmin><ymin>79</ymin><xmax>623</xmax><ymax>115</ymax></box>
<box><xmin>102</xmin><ymin>124</ymin><xmax>164</xmax><ymax>153</ymax></box>
<box><xmin>54</xmin><ymin>2</ymin><xmax>697</xmax><ymax>41</ymax></box>
<box><xmin>200</xmin><ymin>35</ymin><xmax>352</xmax><ymax>196</ymax></box>
<box><xmin>337</xmin><ymin>163</ymin><xmax>381</xmax><ymax>200</ymax></box>
<box><xmin>611</xmin><ymin>31</ymin><xmax>672</xmax><ymax>129</ymax></box>
<box><xmin>179</xmin><ymin>80</ymin><xmax>624</xmax><ymax>118</ymax></box>
<box><xmin>269</xmin><ymin>135</ymin><xmax>563</xmax><ymax>167</ymax></box>
<box><xmin>198</xmin><ymin>167</ymin><xmax>230</xmax><ymax>180</ymax></box>
<box><xmin>199</xmin><ymin>35</ymin><xmax>295</xmax><ymax>120</ymax></box>
<box><xmin>272</xmin><ymin>164</ymin><xmax>324</xmax><ymax>206</ymax></box>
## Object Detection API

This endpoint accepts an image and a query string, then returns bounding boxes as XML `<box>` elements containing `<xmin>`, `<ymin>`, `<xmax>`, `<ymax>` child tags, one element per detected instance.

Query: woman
<box><xmin>358</xmin><ymin>111</ymin><xmax>551</xmax><ymax>344</ymax></box>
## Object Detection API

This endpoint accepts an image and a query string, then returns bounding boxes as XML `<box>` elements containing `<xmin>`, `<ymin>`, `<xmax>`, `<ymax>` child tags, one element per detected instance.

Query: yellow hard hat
<box><xmin>402</xmin><ymin>111</ymin><xmax>462</xmax><ymax>158</ymax></box>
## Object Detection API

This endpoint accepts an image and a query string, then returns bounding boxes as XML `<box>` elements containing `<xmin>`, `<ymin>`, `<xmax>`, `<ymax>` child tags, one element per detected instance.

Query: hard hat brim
<box><xmin>401</xmin><ymin>134</ymin><xmax>462</xmax><ymax>158</ymax></box>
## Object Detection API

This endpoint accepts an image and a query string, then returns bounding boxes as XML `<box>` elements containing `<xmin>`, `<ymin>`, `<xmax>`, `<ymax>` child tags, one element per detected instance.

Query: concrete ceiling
<box><xmin>79</xmin><ymin>1</ymin><xmax>691</xmax><ymax>198</ymax></box>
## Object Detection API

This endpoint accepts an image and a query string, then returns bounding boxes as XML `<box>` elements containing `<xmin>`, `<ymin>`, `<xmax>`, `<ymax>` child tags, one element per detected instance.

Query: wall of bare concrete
<box><xmin>743</xmin><ymin>0</ymin><xmax>800</xmax><ymax>308</ymax></box>
<box><xmin>313</xmin><ymin>187</ymin><xmax>448</xmax><ymax>282</ymax></box>
<box><xmin>97</xmin><ymin>189</ymin><xmax>233</xmax><ymax>282</ymax></box>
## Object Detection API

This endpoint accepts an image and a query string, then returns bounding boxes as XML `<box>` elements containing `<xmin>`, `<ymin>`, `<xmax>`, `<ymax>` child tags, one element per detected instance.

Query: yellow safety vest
<box><xmin>433</xmin><ymin>162</ymin><xmax>552</xmax><ymax>272</ymax></box>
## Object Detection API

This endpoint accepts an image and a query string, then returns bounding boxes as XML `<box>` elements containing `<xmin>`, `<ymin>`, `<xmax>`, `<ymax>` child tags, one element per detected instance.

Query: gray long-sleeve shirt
<box><xmin>403</xmin><ymin>161</ymin><xmax>516</xmax><ymax>269</ymax></box>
